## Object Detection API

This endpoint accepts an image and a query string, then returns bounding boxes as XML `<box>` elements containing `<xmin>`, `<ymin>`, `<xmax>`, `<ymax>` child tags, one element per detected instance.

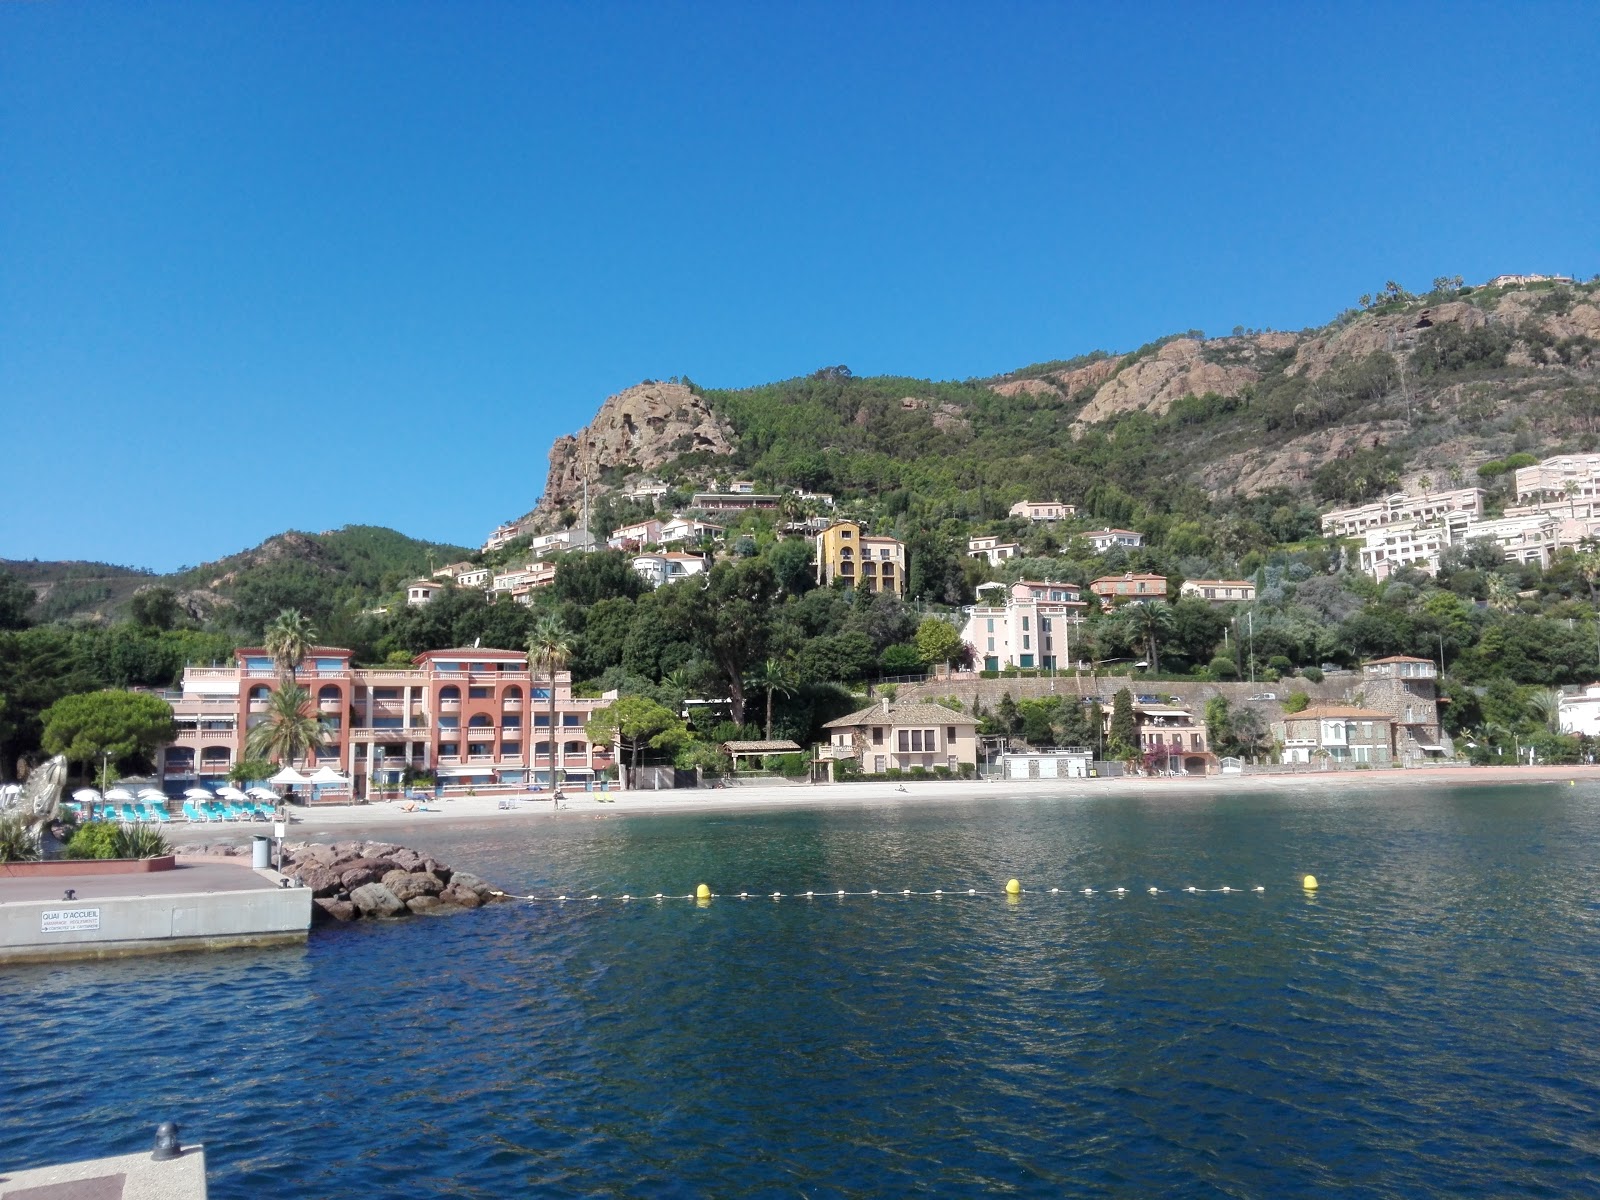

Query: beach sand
<box><xmin>163</xmin><ymin>765</ymin><xmax>1600</xmax><ymax>841</ymax></box>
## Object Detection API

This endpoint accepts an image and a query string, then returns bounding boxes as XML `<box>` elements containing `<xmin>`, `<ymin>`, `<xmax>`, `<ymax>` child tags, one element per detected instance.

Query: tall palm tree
<box><xmin>263</xmin><ymin>609</ymin><xmax>317</xmax><ymax>688</ymax></box>
<box><xmin>245</xmin><ymin>685</ymin><xmax>328</xmax><ymax>766</ymax></box>
<box><xmin>1526</xmin><ymin>689</ymin><xmax>1563</xmax><ymax>734</ymax></box>
<box><xmin>1121</xmin><ymin>602</ymin><xmax>1175</xmax><ymax>673</ymax></box>
<box><xmin>746</xmin><ymin>658</ymin><xmax>797</xmax><ymax>740</ymax></box>
<box><xmin>529</xmin><ymin>616</ymin><xmax>574</xmax><ymax>795</ymax></box>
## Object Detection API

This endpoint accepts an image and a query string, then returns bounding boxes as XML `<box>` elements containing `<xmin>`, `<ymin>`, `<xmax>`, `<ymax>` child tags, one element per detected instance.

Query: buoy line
<box><xmin>509</xmin><ymin>882</ymin><xmax>1281</xmax><ymax>903</ymax></box>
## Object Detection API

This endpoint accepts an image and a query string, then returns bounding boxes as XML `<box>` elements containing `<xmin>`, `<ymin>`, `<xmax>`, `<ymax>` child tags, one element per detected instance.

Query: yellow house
<box><xmin>815</xmin><ymin>520</ymin><xmax>906</xmax><ymax>595</ymax></box>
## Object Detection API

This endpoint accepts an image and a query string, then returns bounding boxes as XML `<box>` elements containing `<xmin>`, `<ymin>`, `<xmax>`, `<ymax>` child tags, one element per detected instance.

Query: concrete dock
<box><xmin>0</xmin><ymin>1143</ymin><xmax>207</xmax><ymax>1199</ymax></box>
<box><xmin>0</xmin><ymin>858</ymin><xmax>311</xmax><ymax>964</ymax></box>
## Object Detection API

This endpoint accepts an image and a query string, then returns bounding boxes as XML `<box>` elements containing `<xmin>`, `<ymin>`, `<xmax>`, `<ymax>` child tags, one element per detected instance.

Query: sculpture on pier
<box><xmin>0</xmin><ymin>755</ymin><xmax>68</xmax><ymax>825</ymax></box>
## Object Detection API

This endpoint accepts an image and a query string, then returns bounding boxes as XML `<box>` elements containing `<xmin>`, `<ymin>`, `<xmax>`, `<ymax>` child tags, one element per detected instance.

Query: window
<box><xmin>1022</xmin><ymin>636</ymin><xmax>1030</xmax><ymax>650</ymax></box>
<box><xmin>910</xmin><ymin>730</ymin><xmax>923</xmax><ymax>752</ymax></box>
<box><xmin>925</xmin><ymin>729</ymin><xmax>936</xmax><ymax>749</ymax></box>
<box><xmin>1191</xmin><ymin>734</ymin><xmax>1202</xmax><ymax>750</ymax></box>
<box><xmin>439</xmin><ymin>742</ymin><xmax>459</xmax><ymax>757</ymax></box>
<box><xmin>947</xmin><ymin>727</ymin><xmax>957</xmax><ymax>743</ymax></box>
<box><xmin>874</xmin><ymin>755</ymin><xmax>885</xmax><ymax>773</ymax></box>
<box><xmin>986</xmin><ymin>638</ymin><xmax>994</xmax><ymax>652</ymax></box>
<box><xmin>502</xmin><ymin>716</ymin><xmax>521</xmax><ymax>729</ymax></box>
<box><xmin>501</xmin><ymin>741</ymin><xmax>521</xmax><ymax>756</ymax></box>
<box><xmin>873</xmin><ymin>728</ymin><xmax>883</xmax><ymax>745</ymax></box>
<box><xmin>898</xmin><ymin>730</ymin><xmax>910</xmax><ymax>752</ymax></box>
<box><xmin>1022</xmin><ymin>616</ymin><xmax>1030</xmax><ymax>631</ymax></box>
<box><xmin>468</xmin><ymin>686</ymin><xmax>492</xmax><ymax>700</ymax></box>
<box><xmin>562</xmin><ymin>714</ymin><xmax>581</xmax><ymax>727</ymax></box>
<box><xmin>986</xmin><ymin>619</ymin><xmax>994</xmax><ymax>633</ymax></box>
<box><xmin>533</xmin><ymin>714</ymin><xmax>550</xmax><ymax>727</ymax></box>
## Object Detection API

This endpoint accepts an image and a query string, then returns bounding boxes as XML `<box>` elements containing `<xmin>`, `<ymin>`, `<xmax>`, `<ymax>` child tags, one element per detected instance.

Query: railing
<box><xmin>502</xmin><ymin>699</ymin><xmax>524</xmax><ymax>712</ymax></box>
<box><xmin>351</xmin><ymin>670</ymin><xmax>424</xmax><ymax>684</ymax></box>
<box><xmin>348</xmin><ymin>725</ymin><xmax>429</xmax><ymax>740</ymax></box>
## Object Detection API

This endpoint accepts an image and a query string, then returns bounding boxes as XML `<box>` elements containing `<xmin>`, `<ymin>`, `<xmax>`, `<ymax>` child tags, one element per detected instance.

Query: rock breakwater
<box><xmin>279</xmin><ymin>840</ymin><xmax>512</xmax><ymax>923</ymax></box>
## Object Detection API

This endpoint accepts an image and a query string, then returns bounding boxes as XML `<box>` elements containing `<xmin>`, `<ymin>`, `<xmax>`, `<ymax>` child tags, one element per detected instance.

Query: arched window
<box><xmin>501</xmin><ymin>685</ymin><xmax>522</xmax><ymax>702</ymax></box>
<box><xmin>562</xmin><ymin>740</ymin><xmax>585</xmax><ymax>755</ymax></box>
<box><xmin>468</xmin><ymin>714</ymin><xmax>493</xmax><ymax>728</ymax></box>
<box><xmin>248</xmin><ymin>685</ymin><xmax>270</xmax><ymax>702</ymax></box>
<box><xmin>318</xmin><ymin>684</ymin><xmax>341</xmax><ymax>702</ymax></box>
<box><xmin>439</xmin><ymin>685</ymin><xmax>461</xmax><ymax>701</ymax></box>
<box><xmin>534</xmin><ymin>740</ymin><xmax>551</xmax><ymax>757</ymax></box>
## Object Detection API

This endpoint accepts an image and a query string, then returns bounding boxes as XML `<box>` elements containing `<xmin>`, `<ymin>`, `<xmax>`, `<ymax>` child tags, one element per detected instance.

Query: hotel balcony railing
<box><xmin>173</xmin><ymin>727</ymin><xmax>237</xmax><ymax>742</ymax></box>
<box><xmin>318</xmin><ymin>699</ymin><xmax>342</xmax><ymax>711</ymax></box>
<box><xmin>438</xmin><ymin>699</ymin><xmax>461</xmax><ymax>711</ymax></box>
<box><xmin>351</xmin><ymin>669</ymin><xmax>425</xmax><ymax>684</ymax></box>
<box><xmin>348</xmin><ymin>723</ymin><xmax>429</xmax><ymax>739</ymax></box>
<box><xmin>502</xmin><ymin>698</ymin><xmax>524</xmax><ymax>711</ymax></box>
<box><xmin>466</xmin><ymin>754</ymin><xmax>495</xmax><ymax>764</ymax></box>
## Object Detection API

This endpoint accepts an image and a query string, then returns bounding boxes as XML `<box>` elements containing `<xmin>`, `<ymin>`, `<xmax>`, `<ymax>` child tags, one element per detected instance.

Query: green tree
<box><xmin>913</xmin><ymin>616</ymin><xmax>965</xmax><ymax>667</ymax></box>
<box><xmin>262</xmin><ymin>609</ymin><xmax>317</xmax><ymax>687</ymax></box>
<box><xmin>1122</xmin><ymin>602</ymin><xmax>1175</xmax><ymax>671</ymax></box>
<box><xmin>227</xmin><ymin>758</ymin><xmax>275</xmax><ymax>787</ymax></box>
<box><xmin>41</xmin><ymin>690</ymin><xmax>176</xmax><ymax>777</ymax></box>
<box><xmin>0</xmin><ymin>570</ymin><xmax>35</xmax><ymax>631</ymax></box>
<box><xmin>529</xmin><ymin>615</ymin><xmax>575</xmax><ymax>793</ymax></box>
<box><xmin>1109</xmin><ymin>688</ymin><xmax>1138</xmax><ymax>757</ymax></box>
<box><xmin>128</xmin><ymin>586</ymin><xmax>183</xmax><ymax>631</ymax></box>
<box><xmin>585</xmin><ymin>695</ymin><xmax>689</xmax><ymax>777</ymax></box>
<box><xmin>244</xmin><ymin>684</ymin><xmax>327</xmax><ymax>766</ymax></box>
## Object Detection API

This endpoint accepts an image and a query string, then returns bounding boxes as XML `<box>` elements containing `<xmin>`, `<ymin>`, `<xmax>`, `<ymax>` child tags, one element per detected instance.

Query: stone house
<box><xmin>822</xmin><ymin>700</ymin><xmax>977</xmax><ymax>775</ymax></box>
<box><xmin>1275</xmin><ymin>706</ymin><xmax>1395</xmax><ymax>766</ymax></box>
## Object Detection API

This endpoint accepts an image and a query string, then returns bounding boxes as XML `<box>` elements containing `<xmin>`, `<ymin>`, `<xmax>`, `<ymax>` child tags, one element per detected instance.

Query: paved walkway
<box><xmin>0</xmin><ymin>860</ymin><xmax>276</xmax><ymax>905</ymax></box>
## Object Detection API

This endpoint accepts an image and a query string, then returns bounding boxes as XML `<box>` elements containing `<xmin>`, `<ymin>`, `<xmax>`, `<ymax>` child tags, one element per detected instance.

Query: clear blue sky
<box><xmin>3</xmin><ymin>2</ymin><xmax>1596</xmax><ymax>572</ymax></box>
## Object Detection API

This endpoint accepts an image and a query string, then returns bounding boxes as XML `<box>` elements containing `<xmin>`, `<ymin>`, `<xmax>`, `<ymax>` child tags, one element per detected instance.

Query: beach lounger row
<box><xmin>180</xmin><ymin>800</ymin><xmax>275</xmax><ymax>823</ymax></box>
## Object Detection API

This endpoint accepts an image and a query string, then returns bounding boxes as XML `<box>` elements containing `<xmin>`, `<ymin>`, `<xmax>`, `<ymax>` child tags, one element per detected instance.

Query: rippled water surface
<box><xmin>5</xmin><ymin>783</ymin><xmax>1600</xmax><ymax>1198</ymax></box>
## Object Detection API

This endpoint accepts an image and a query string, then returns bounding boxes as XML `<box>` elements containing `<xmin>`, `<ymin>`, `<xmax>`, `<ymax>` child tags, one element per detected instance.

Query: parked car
<box><xmin>1248</xmin><ymin>692</ymin><xmax>1277</xmax><ymax>701</ymax></box>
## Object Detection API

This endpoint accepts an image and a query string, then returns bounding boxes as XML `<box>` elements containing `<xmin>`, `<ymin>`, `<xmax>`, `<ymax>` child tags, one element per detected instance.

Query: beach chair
<box><xmin>121</xmin><ymin>803</ymin><xmax>137</xmax><ymax>823</ymax></box>
<box><xmin>205</xmin><ymin>802</ymin><xmax>226</xmax><ymax>823</ymax></box>
<box><xmin>182</xmin><ymin>801</ymin><xmax>200</xmax><ymax>822</ymax></box>
<box><xmin>152</xmin><ymin>804</ymin><xmax>171</xmax><ymax>823</ymax></box>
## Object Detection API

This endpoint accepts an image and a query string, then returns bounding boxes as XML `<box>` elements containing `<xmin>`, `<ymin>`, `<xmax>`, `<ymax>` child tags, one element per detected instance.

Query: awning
<box><xmin>437</xmin><ymin>767</ymin><xmax>496</xmax><ymax>778</ymax></box>
<box><xmin>1419</xmin><ymin>745</ymin><xmax>1446</xmax><ymax>753</ymax></box>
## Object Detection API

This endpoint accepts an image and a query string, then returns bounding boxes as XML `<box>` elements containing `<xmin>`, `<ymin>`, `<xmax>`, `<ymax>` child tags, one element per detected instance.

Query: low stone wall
<box><xmin>896</xmin><ymin>674</ymin><xmax>1361</xmax><ymax>722</ymax></box>
<box><xmin>0</xmin><ymin>855</ymin><xmax>176</xmax><ymax>878</ymax></box>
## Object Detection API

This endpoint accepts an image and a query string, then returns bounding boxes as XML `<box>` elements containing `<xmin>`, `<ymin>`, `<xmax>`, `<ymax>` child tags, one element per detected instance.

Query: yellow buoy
<box><xmin>1005</xmin><ymin>878</ymin><xmax>1021</xmax><ymax>896</ymax></box>
<box><xmin>695</xmin><ymin>883</ymin><xmax>711</xmax><ymax>900</ymax></box>
<box><xmin>1302</xmin><ymin>874</ymin><xmax>1319</xmax><ymax>891</ymax></box>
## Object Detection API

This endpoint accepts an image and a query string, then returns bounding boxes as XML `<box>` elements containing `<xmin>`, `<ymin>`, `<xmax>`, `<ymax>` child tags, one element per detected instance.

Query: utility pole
<box><xmin>1247</xmin><ymin>611</ymin><xmax>1256</xmax><ymax>685</ymax></box>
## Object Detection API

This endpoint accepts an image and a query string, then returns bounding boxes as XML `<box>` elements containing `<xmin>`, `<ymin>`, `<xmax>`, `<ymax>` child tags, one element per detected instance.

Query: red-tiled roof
<box><xmin>1287</xmin><ymin>706</ymin><xmax>1394</xmax><ymax>720</ymax></box>
<box><xmin>1364</xmin><ymin>655</ymin><xmax>1433</xmax><ymax>664</ymax></box>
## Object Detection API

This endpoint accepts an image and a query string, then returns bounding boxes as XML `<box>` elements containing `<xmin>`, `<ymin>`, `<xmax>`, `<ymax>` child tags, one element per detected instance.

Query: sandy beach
<box><xmin>159</xmin><ymin>764</ymin><xmax>1600</xmax><ymax>841</ymax></box>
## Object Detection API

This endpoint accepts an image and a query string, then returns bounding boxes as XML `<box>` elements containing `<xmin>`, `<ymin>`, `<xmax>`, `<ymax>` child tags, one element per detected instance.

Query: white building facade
<box><xmin>961</xmin><ymin>581</ymin><xmax>1086</xmax><ymax>671</ymax></box>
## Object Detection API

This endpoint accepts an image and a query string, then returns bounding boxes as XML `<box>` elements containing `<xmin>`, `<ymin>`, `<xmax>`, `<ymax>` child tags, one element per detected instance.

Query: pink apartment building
<box><xmin>158</xmin><ymin>645</ymin><xmax>613</xmax><ymax>797</ymax></box>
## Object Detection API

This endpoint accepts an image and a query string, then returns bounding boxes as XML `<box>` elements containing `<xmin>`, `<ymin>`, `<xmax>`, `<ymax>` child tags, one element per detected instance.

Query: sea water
<box><xmin>3</xmin><ymin>783</ymin><xmax>1598</xmax><ymax>1198</ymax></box>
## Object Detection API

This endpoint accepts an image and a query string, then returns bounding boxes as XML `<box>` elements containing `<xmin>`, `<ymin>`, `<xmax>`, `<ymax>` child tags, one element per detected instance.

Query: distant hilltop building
<box><xmin>1330</xmin><ymin>455</ymin><xmax>1600</xmax><ymax>579</ymax></box>
<box><xmin>1485</xmin><ymin>273</ymin><xmax>1574</xmax><ymax>288</ymax></box>
<box><xmin>1082</xmin><ymin>528</ymin><xmax>1143</xmax><ymax>552</ymax></box>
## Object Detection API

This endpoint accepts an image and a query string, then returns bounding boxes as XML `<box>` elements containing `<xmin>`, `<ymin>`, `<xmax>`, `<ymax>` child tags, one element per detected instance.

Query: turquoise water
<box><xmin>4</xmin><ymin>784</ymin><xmax>1599</xmax><ymax>1197</ymax></box>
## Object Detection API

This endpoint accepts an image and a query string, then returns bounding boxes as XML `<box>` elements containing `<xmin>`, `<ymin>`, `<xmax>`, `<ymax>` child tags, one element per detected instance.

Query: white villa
<box><xmin>961</xmin><ymin>581</ymin><xmax>1086</xmax><ymax>672</ymax></box>
<box><xmin>631</xmin><ymin>552</ymin><xmax>708</xmax><ymax>588</ymax></box>
<box><xmin>967</xmin><ymin>535</ymin><xmax>1023</xmax><ymax>566</ymax></box>
<box><xmin>1321</xmin><ymin>488</ymin><xmax>1483</xmax><ymax>539</ymax></box>
<box><xmin>1082</xmin><ymin>528</ymin><xmax>1143</xmax><ymax>552</ymax></box>
<box><xmin>1559</xmin><ymin>684</ymin><xmax>1600</xmax><ymax>737</ymax></box>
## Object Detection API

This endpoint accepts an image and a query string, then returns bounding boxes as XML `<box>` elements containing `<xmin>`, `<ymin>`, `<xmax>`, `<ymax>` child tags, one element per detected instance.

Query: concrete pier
<box><xmin>0</xmin><ymin>1144</ymin><xmax>207</xmax><ymax>1198</ymax></box>
<box><xmin>0</xmin><ymin>858</ymin><xmax>311</xmax><ymax>964</ymax></box>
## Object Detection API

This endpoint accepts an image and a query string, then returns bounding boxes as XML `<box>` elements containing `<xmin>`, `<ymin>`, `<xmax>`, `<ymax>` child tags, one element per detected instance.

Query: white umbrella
<box><xmin>104</xmin><ymin>787</ymin><xmax>136</xmax><ymax>802</ymax></box>
<box><xmin>309</xmin><ymin>766</ymin><xmax>349</xmax><ymax>785</ymax></box>
<box><xmin>73</xmin><ymin>788</ymin><xmax>103</xmax><ymax>803</ymax></box>
<box><xmin>137</xmin><ymin>788</ymin><xmax>168</xmax><ymax>802</ymax></box>
<box><xmin>184</xmin><ymin>787</ymin><xmax>214</xmax><ymax>800</ymax></box>
<box><xmin>216</xmin><ymin>786</ymin><xmax>249</xmax><ymax>801</ymax></box>
<box><xmin>269</xmin><ymin>767</ymin><xmax>310</xmax><ymax>785</ymax></box>
<box><xmin>246</xmin><ymin>786</ymin><xmax>281</xmax><ymax>800</ymax></box>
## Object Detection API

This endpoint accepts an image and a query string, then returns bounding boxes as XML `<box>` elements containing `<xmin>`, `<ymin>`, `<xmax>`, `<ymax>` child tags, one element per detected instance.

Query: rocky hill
<box><xmin>494</xmin><ymin>275</ymin><xmax>1598</xmax><ymax>544</ymax></box>
<box><xmin>520</xmin><ymin>380</ymin><xmax>735</xmax><ymax>531</ymax></box>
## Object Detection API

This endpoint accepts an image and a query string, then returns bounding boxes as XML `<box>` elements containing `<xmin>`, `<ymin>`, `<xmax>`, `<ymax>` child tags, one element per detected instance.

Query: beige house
<box><xmin>1180</xmin><ymin>579</ymin><xmax>1257</xmax><ymax>604</ymax></box>
<box><xmin>823</xmin><ymin>700</ymin><xmax>977</xmax><ymax>775</ymax></box>
<box><xmin>1275</xmin><ymin>705</ymin><xmax>1395</xmax><ymax>766</ymax></box>
<box><xmin>1010</xmin><ymin>500</ymin><xmax>1077</xmax><ymax>522</ymax></box>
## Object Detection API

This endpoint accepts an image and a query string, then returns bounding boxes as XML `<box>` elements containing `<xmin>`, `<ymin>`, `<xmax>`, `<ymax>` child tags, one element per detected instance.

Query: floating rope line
<box><xmin>505</xmin><ymin>884</ymin><xmax>1272</xmax><ymax>903</ymax></box>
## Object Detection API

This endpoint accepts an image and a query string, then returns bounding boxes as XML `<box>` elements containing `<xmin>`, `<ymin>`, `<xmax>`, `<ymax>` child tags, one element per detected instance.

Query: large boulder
<box><xmin>297</xmin><ymin>843</ymin><xmax>336</xmax><ymax>865</ymax></box>
<box><xmin>349</xmin><ymin>883</ymin><xmax>407</xmax><ymax>918</ymax></box>
<box><xmin>405</xmin><ymin>895</ymin><xmax>443</xmax><ymax>914</ymax></box>
<box><xmin>383</xmin><ymin>870</ymin><xmax>443</xmax><ymax>902</ymax></box>
<box><xmin>441</xmin><ymin>884</ymin><xmax>482</xmax><ymax>909</ymax></box>
<box><xmin>312</xmin><ymin>898</ymin><xmax>358</xmax><ymax>923</ymax></box>
<box><xmin>295</xmin><ymin>865</ymin><xmax>346</xmax><ymax>898</ymax></box>
<box><xmin>340</xmin><ymin>857</ymin><xmax>398</xmax><ymax>890</ymax></box>
<box><xmin>449</xmin><ymin>871</ymin><xmax>492</xmax><ymax>900</ymax></box>
<box><xmin>387</xmin><ymin>847</ymin><xmax>425</xmax><ymax>872</ymax></box>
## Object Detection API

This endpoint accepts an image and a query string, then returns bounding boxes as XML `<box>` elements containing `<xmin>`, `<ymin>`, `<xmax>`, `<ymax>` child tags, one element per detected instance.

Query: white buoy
<box><xmin>871</xmin><ymin>890</ymin><xmax>879</xmax><ymax>895</ymax></box>
<box><xmin>902</xmin><ymin>889</ymin><xmax>911</xmax><ymax>895</ymax></box>
<box><xmin>1221</xmin><ymin>886</ymin><xmax>1232</xmax><ymax>893</ymax></box>
<box><xmin>1050</xmin><ymin>887</ymin><xmax>1060</xmax><ymax>894</ymax></box>
<box><xmin>1253</xmin><ymin>886</ymin><xmax>1265</xmax><ymax>893</ymax></box>
<box><xmin>967</xmin><ymin>889</ymin><xmax>976</xmax><ymax>895</ymax></box>
<box><xmin>837</xmin><ymin>890</ymin><xmax>845</xmax><ymax>896</ymax></box>
<box><xmin>1082</xmin><ymin>888</ymin><xmax>1095</xmax><ymax>894</ymax></box>
<box><xmin>934</xmin><ymin>889</ymin><xmax>943</xmax><ymax>895</ymax></box>
<box><xmin>1113</xmin><ymin>887</ymin><xmax>1126</xmax><ymax>894</ymax></box>
<box><xmin>1185</xmin><ymin>886</ymin><xmax>1197</xmax><ymax>893</ymax></box>
<box><xmin>1148</xmin><ymin>887</ymin><xmax>1159</xmax><ymax>894</ymax></box>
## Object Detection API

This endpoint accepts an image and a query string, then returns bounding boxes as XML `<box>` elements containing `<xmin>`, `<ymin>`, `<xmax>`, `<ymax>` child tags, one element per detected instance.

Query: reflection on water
<box><xmin>3</xmin><ymin>784</ymin><xmax>1599</xmax><ymax>1198</ymax></box>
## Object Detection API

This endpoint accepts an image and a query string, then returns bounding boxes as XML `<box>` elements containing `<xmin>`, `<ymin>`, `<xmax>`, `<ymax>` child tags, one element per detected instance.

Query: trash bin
<box><xmin>252</xmin><ymin>835</ymin><xmax>271</xmax><ymax>870</ymax></box>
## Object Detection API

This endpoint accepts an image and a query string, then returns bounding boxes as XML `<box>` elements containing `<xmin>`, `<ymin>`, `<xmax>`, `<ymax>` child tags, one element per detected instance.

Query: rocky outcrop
<box><xmin>263</xmin><ymin>840</ymin><xmax>508</xmax><ymax>924</ymax></box>
<box><xmin>990</xmin><ymin>356</ymin><xmax>1123</xmax><ymax>402</ymax></box>
<box><xmin>1073</xmin><ymin>338</ymin><xmax>1262</xmax><ymax>427</ymax></box>
<box><xmin>522</xmin><ymin>381</ymin><xmax>735</xmax><ymax>532</ymax></box>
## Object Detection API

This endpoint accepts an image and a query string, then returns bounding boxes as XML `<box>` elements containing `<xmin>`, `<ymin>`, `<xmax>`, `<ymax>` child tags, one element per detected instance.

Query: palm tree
<box><xmin>263</xmin><ymin>609</ymin><xmax>317</xmax><ymax>688</ymax></box>
<box><xmin>1121</xmin><ymin>602</ymin><xmax>1176</xmax><ymax>673</ymax></box>
<box><xmin>746</xmin><ymin>658</ymin><xmax>797</xmax><ymax>740</ymax></box>
<box><xmin>529</xmin><ymin>616</ymin><xmax>574</xmax><ymax>796</ymax></box>
<box><xmin>1486</xmin><ymin>574</ymin><xmax>1518</xmax><ymax>613</ymax></box>
<box><xmin>1526</xmin><ymin>689</ymin><xmax>1563</xmax><ymax>734</ymax></box>
<box><xmin>245</xmin><ymin>685</ymin><xmax>327</xmax><ymax>766</ymax></box>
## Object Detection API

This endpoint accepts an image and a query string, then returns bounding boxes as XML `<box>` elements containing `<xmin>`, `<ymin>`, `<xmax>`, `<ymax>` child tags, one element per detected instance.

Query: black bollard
<box><xmin>152</xmin><ymin>1121</ymin><xmax>182</xmax><ymax>1161</ymax></box>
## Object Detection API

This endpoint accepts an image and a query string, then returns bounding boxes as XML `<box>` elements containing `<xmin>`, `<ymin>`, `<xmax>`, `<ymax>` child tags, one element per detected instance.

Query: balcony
<box><xmin>502</xmin><ymin>698</ymin><xmax>524</xmax><ymax>712</ymax></box>
<box><xmin>438</xmin><ymin>699</ymin><xmax>461</xmax><ymax>712</ymax></box>
<box><xmin>348</xmin><ymin>723</ymin><xmax>428</xmax><ymax>740</ymax></box>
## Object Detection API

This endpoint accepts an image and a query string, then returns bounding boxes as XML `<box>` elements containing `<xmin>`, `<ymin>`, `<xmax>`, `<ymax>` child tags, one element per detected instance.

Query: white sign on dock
<box><xmin>41</xmin><ymin>908</ymin><xmax>101</xmax><ymax>933</ymax></box>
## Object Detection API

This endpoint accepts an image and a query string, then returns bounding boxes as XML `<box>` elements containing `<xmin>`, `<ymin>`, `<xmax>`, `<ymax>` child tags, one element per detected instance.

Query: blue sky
<box><xmin>3</xmin><ymin>2</ymin><xmax>1596</xmax><ymax>572</ymax></box>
